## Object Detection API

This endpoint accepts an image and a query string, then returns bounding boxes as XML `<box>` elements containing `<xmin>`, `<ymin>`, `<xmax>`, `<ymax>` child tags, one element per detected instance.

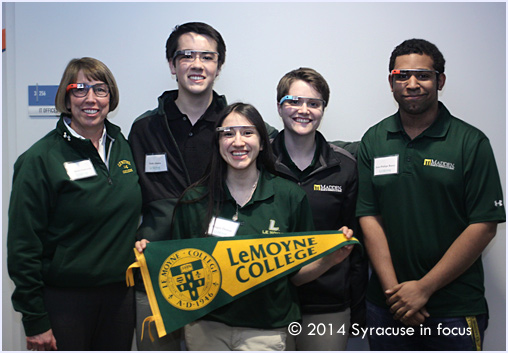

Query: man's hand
<box><xmin>26</xmin><ymin>329</ymin><xmax>57</xmax><ymax>351</ymax></box>
<box><xmin>385</xmin><ymin>281</ymin><xmax>431</xmax><ymax>325</ymax></box>
<box><xmin>399</xmin><ymin>309</ymin><xmax>429</xmax><ymax>326</ymax></box>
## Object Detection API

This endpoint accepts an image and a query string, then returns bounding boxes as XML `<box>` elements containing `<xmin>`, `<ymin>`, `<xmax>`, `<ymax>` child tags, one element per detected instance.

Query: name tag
<box><xmin>374</xmin><ymin>155</ymin><xmax>399</xmax><ymax>176</ymax></box>
<box><xmin>208</xmin><ymin>217</ymin><xmax>240</xmax><ymax>237</ymax></box>
<box><xmin>145</xmin><ymin>154</ymin><xmax>168</xmax><ymax>173</ymax></box>
<box><xmin>64</xmin><ymin>159</ymin><xmax>97</xmax><ymax>180</ymax></box>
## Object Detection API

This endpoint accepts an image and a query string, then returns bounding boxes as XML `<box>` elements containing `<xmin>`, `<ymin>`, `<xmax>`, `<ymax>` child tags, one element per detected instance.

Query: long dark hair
<box><xmin>172</xmin><ymin>103</ymin><xmax>276</xmax><ymax>236</ymax></box>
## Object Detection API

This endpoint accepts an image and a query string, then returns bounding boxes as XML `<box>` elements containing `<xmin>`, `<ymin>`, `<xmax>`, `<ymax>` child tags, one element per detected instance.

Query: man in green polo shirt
<box><xmin>356</xmin><ymin>38</ymin><xmax>505</xmax><ymax>350</ymax></box>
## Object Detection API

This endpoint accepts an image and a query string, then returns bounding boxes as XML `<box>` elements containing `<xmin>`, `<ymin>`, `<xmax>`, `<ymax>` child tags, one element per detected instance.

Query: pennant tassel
<box><xmin>141</xmin><ymin>316</ymin><xmax>157</xmax><ymax>342</ymax></box>
<box><xmin>129</xmin><ymin>249</ymin><xmax>167</xmax><ymax>338</ymax></box>
<box><xmin>126</xmin><ymin>261</ymin><xmax>140</xmax><ymax>287</ymax></box>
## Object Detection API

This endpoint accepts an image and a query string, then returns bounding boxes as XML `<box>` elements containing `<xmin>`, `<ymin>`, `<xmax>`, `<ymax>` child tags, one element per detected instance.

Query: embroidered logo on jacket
<box><xmin>262</xmin><ymin>220</ymin><xmax>281</xmax><ymax>234</ymax></box>
<box><xmin>313</xmin><ymin>184</ymin><xmax>343</xmax><ymax>193</ymax></box>
<box><xmin>423</xmin><ymin>159</ymin><xmax>455</xmax><ymax>171</ymax></box>
<box><xmin>117</xmin><ymin>160</ymin><xmax>134</xmax><ymax>174</ymax></box>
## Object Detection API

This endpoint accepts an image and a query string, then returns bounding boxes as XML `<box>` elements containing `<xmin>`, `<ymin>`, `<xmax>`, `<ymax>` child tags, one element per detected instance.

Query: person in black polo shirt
<box><xmin>128</xmin><ymin>22</ymin><xmax>228</xmax><ymax>351</ymax></box>
<box><xmin>357</xmin><ymin>38</ymin><xmax>506</xmax><ymax>350</ymax></box>
<box><xmin>129</xmin><ymin>22</ymin><xmax>279</xmax><ymax>350</ymax></box>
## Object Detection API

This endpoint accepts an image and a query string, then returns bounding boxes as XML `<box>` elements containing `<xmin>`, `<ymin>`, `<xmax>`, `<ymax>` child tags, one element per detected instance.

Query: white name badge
<box><xmin>64</xmin><ymin>159</ymin><xmax>97</xmax><ymax>181</ymax></box>
<box><xmin>208</xmin><ymin>217</ymin><xmax>240</xmax><ymax>237</ymax></box>
<box><xmin>374</xmin><ymin>155</ymin><xmax>399</xmax><ymax>176</ymax></box>
<box><xmin>145</xmin><ymin>154</ymin><xmax>168</xmax><ymax>173</ymax></box>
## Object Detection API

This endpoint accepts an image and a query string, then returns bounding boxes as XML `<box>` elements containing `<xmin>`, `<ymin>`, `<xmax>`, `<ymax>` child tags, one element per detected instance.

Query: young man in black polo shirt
<box><xmin>128</xmin><ymin>22</ymin><xmax>228</xmax><ymax>351</ymax></box>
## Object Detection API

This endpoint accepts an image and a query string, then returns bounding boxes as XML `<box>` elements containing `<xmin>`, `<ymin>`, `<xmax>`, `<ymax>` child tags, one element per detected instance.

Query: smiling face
<box><xmin>169</xmin><ymin>32</ymin><xmax>220</xmax><ymax>98</ymax></box>
<box><xmin>278</xmin><ymin>79</ymin><xmax>324</xmax><ymax>137</ymax></box>
<box><xmin>390</xmin><ymin>53</ymin><xmax>445</xmax><ymax>117</ymax></box>
<box><xmin>67</xmin><ymin>70</ymin><xmax>110</xmax><ymax>137</ymax></box>
<box><xmin>219</xmin><ymin>112</ymin><xmax>262</xmax><ymax>173</ymax></box>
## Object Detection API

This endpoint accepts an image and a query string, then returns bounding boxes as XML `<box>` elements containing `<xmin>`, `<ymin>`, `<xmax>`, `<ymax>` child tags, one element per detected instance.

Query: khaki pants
<box><xmin>184</xmin><ymin>320</ymin><xmax>290</xmax><ymax>351</ymax></box>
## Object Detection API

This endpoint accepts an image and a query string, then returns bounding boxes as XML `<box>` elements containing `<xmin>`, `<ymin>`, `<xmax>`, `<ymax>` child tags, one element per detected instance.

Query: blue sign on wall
<box><xmin>28</xmin><ymin>85</ymin><xmax>59</xmax><ymax>117</ymax></box>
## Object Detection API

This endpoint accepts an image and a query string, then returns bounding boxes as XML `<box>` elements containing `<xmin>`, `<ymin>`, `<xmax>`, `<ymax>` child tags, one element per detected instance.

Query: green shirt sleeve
<box><xmin>464</xmin><ymin>136</ymin><xmax>506</xmax><ymax>223</ymax></box>
<box><xmin>7</xmin><ymin>152</ymin><xmax>53</xmax><ymax>336</ymax></box>
<box><xmin>356</xmin><ymin>134</ymin><xmax>379</xmax><ymax>217</ymax></box>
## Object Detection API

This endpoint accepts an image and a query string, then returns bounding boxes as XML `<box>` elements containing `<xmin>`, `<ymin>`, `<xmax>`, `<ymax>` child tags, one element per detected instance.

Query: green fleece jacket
<box><xmin>7</xmin><ymin>116</ymin><xmax>142</xmax><ymax>336</ymax></box>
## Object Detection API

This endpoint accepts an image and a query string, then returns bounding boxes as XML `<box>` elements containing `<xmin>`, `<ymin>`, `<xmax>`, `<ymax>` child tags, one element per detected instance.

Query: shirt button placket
<box><xmin>405</xmin><ymin>142</ymin><xmax>414</xmax><ymax>175</ymax></box>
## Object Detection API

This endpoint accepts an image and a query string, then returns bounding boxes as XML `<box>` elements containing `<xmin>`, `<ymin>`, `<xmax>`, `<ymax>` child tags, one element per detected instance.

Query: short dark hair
<box><xmin>55</xmin><ymin>57</ymin><xmax>119</xmax><ymax>116</ymax></box>
<box><xmin>276</xmin><ymin>67</ymin><xmax>330</xmax><ymax>108</ymax></box>
<box><xmin>389</xmin><ymin>38</ymin><xmax>445</xmax><ymax>74</ymax></box>
<box><xmin>165</xmin><ymin>22</ymin><xmax>226</xmax><ymax>69</ymax></box>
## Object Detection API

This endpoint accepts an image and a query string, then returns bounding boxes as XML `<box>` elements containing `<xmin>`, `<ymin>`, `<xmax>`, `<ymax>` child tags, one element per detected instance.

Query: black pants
<box><xmin>44</xmin><ymin>283</ymin><xmax>134</xmax><ymax>351</ymax></box>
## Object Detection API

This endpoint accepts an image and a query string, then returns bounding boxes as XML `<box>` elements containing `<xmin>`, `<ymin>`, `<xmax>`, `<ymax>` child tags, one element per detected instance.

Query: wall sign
<box><xmin>28</xmin><ymin>85</ymin><xmax>59</xmax><ymax>117</ymax></box>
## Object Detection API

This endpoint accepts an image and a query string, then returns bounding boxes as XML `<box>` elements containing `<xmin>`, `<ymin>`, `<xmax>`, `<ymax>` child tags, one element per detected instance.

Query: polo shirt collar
<box><xmin>161</xmin><ymin>90</ymin><xmax>222</xmax><ymax>123</ymax></box>
<box><xmin>224</xmin><ymin>168</ymin><xmax>275</xmax><ymax>206</ymax></box>
<box><xmin>160</xmin><ymin>90</ymin><xmax>181</xmax><ymax>120</ymax></box>
<box><xmin>387</xmin><ymin>101</ymin><xmax>451</xmax><ymax>138</ymax></box>
<box><xmin>251</xmin><ymin>168</ymin><xmax>275</xmax><ymax>203</ymax></box>
<box><xmin>422</xmin><ymin>102</ymin><xmax>452</xmax><ymax>138</ymax></box>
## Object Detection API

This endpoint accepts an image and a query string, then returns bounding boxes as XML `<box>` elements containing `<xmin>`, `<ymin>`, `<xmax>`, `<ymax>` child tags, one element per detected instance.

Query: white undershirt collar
<box><xmin>63</xmin><ymin>116</ymin><xmax>107</xmax><ymax>163</ymax></box>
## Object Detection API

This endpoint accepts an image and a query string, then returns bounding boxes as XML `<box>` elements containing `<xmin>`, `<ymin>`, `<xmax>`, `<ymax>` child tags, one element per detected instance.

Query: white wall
<box><xmin>2</xmin><ymin>2</ymin><xmax>505</xmax><ymax>351</ymax></box>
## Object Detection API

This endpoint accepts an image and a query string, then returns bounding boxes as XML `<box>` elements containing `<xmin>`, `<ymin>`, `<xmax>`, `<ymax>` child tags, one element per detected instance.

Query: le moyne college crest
<box><xmin>159</xmin><ymin>248</ymin><xmax>221</xmax><ymax>311</ymax></box>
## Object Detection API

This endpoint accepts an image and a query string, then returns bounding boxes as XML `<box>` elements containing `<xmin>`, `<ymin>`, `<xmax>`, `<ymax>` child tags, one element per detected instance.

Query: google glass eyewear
<box><xmin>391</xmin><ymin>69</ymin><xmax>439</xmax><ymax>82</ymax></box>
<box><xmin>172</xmin><ymin>50</ymin><xmax>219</xmax><ymax>63</ymax></box>
<box><xmin>216</xmin><ymin>125</ymin><xmax>257</xmax><ymax>138</ymax></box>
<box><xmin>279</xmin><ymin>95</ymin><xmax>326</xmax><ymax>109</ymax></box>
<box><xmin>66</xmin><ymin>83</ymin><xmax>109</xmax><ymax>97</ymax></box>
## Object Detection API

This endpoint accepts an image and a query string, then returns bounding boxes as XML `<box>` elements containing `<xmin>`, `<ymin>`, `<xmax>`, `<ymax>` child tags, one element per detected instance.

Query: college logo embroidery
<box><xmin>313</xmin><ymin>184</ymin><xmax>343</xmax><ymax>193</ymax></box>
<box><xmin>159</xmin><ymin>249</ymin><xmax>221</xmax><ymax>311</ymax></box>
<box><xmin>117</xmin><ymin>160</ymin><xmax>134</xmax><ymax>174</ymax></box>
<box><xmin>262</xmin><ymin>220</ymin><xmax>281</xmax><ymax>234</ymax></box>
<box><xmin>423</xmin><ymin>159</ymin><xmax>455</xmax><ymax>171</ymax></box>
